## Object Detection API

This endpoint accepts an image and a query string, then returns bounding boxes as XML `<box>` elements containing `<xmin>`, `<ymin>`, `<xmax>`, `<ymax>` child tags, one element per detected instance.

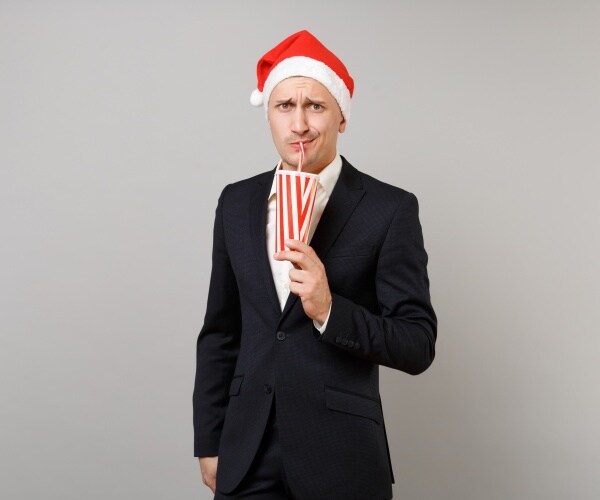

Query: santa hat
<box><xmin>250</xmin><ymin>30</ymin><xmax>354</xmax><ymax>121</ymax></box>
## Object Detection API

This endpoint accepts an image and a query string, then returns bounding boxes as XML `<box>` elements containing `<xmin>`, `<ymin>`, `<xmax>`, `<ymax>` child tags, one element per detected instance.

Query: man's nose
<box><xmin>290</xmin><ymin>107</ymin><xmax>309</xmax><ymax>135</ymax></box>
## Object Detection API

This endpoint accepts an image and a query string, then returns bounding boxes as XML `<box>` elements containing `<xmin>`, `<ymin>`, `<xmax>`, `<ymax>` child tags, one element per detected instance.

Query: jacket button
<box><xmin>276</xmin><ymin>331</ymin><xmax>286</xmax><ymax>341</ymax></box>
<box><xmin>342</xmin><ymin>338</ymin><xmax>348</xmax><ymax>346</ymax></box>
<box><xmin>354</xmin><ymin>342</ymin><xmax>360</xmax><ymax>349</ymax></box>
<box><xmin>335</xmin><ymin>336</ymin><xmax>342</xmax><ymax>343</ymax></box>
<box><xmin>264</xmin><ymin>384</ymin><xmax>273</xmax><ymax>394</ymax></box>
<box><xmin>347</xmin><ymin>340</ymin><xmax>355</xmax><ymax>348</ymax></box>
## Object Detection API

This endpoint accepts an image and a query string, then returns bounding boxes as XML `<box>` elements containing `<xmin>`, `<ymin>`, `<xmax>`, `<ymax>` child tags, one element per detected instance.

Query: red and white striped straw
<box><xmin>297</xmin><ymin>141</ymin><xmax>304</xmax><ymax>172</ymax></box>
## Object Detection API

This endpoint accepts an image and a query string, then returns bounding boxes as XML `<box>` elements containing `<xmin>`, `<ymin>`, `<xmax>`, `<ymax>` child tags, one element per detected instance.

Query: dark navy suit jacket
<box><xmin>193</xmin><ymin>157</ymin><xmax>437</xmax><ymax>500</ymax></box>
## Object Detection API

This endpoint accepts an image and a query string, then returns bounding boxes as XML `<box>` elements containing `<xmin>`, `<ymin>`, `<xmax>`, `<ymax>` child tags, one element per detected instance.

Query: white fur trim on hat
<box><xmin>250</xmin><ymin>88</ymin><xmax>263</xmax><ymax>106</ymax></box>
<box><xmin>257</xmin><ymin>56</ymin><xmax>351</xmax><ymax>121</ymax></box>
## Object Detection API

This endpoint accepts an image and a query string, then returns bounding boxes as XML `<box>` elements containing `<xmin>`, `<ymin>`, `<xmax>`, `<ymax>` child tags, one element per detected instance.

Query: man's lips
<box><xmin>291</xmin><ymin>139</ymin><xmax>314</xmax><ymax>149</ymax></box>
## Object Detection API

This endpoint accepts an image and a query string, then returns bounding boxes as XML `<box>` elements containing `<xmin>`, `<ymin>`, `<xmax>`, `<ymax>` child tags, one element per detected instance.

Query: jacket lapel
<box><xmin>279</xmin><ymin>158</ymin><xmax>365</xmax><ymax>321</ymax></box>
<box><xmin>249</xmin><ymin>168</ymin><xmax>282</xmax><ymax>321</ymax></box>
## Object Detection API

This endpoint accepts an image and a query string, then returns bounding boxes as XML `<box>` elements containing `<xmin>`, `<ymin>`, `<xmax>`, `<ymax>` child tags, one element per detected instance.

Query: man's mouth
<box><xmin>291</xmin><ymin>139</ymin><xmax>314</xmax><ymax>149</ymax></box>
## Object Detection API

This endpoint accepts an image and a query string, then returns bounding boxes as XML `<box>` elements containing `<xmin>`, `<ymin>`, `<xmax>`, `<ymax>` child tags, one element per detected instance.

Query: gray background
<box><xmin>1</xmin><ymin>1</ymin><xmax>599</xmax><ymax>499</ymax></box>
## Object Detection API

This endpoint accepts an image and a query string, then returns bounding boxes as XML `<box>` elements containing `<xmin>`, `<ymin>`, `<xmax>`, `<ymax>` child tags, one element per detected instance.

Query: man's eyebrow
<box><xmin>305</xmin><ymin>97</ymin><xmax>326</xmax><ymax>105</ymax></box>
<box><xmin>273</xmin><ymin>98</ymin><xmax>293</xmax><ymax>104</ymax></box>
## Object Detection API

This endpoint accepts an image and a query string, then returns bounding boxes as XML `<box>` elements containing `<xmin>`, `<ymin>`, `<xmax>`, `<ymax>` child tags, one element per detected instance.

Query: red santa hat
<box><xmin>250</xmin><ymin>30</ymin><xmax>354</xmax><ymax>121</ymax></box>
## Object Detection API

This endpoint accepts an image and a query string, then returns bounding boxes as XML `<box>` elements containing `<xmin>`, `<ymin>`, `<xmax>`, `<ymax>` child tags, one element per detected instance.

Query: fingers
<box><xmin>283</xmin><ymin>239</ymin><xmax>316</xmax><ymax>256</ymax></box>
<box><xmin>199</xmin><ymin>456</ymin><xmax>218</xmax><ymax>493</ymax></box>
<box><xmin>288</xmin><ymin>265</ymin><xmax>318</xmax><ymax>297</ymax></box>
<box><xmin>202</xmin><ymin>472</ymin><xmax>216</xmax><ymax>493</ymax></box>
<box><xmin>203</xmin><ymin>476</ymin><xmax>216</xmax><ymax>494</ymax></box>
<box><xmin>288</xmin><ymin>267</ymin><xmax>306</xmax><ymax>283</ymax></box>
<box><xmin>289</xmin><ymin>279</ymin><xmax>311</xmax><ymax>296</ymax></box>
<box><xmin>274</xmin><ymin>239</ymin><xmax>320</xmax><ymax>269</ymax></box>
<box><xmin>274</xmin><ymin>240</ymin><xmax>330</xmax><ymax>321</ymax></box>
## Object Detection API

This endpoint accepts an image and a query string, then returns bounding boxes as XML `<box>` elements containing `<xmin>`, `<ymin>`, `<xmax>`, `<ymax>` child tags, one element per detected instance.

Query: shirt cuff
<box><xmin>312</xmin><ymin>303</ymin><xmax>332</xmax><ymax>334</ymax></box>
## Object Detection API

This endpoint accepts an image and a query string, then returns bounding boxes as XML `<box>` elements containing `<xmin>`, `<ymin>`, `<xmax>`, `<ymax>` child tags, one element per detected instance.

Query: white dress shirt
<box><xmin>266</xmin><ymin>153</ymin><xmax>343</xmax><ymax>333</ymax></box>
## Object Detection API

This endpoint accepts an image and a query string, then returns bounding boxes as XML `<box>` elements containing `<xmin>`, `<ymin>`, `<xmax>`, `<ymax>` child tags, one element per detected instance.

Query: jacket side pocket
<box><xmin>228</xmin><ymin>375</ymin><xmax>244</xmax><ymax>396</ymax></box>
<box><xmin>325</xmin><ymin>386</ymin><xmax>382</xmax><ymax>424</ymax></box>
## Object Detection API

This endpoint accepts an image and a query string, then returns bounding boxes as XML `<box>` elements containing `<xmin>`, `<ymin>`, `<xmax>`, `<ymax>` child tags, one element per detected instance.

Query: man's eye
<box><xmin>311</xmin><ymin>104</ymin><xmax>322</xmax><ymax>110</ymax></box>
<box><xmin>279</xmin><ymin>103</ymin><xmax>290</xmax><ymax>109</ymax></box>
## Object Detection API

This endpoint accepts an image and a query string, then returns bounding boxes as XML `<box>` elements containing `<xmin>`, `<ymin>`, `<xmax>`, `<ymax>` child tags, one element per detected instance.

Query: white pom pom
<box><xmin>250</xmin><ymin>89</ymin><xmax>263</xmax><ymax>106</ymax></box>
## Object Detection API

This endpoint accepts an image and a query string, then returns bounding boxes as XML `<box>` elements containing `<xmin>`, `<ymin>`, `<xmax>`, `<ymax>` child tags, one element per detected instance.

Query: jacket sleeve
<box><xmin>193</xmin><ymin>186</ymin><xmax>242</xmax><ymax>456</ymax></box>
<box><xmin>320</xmin><ymin>193</ymin><xmax>437</xmax><ymax>375</ymax></box>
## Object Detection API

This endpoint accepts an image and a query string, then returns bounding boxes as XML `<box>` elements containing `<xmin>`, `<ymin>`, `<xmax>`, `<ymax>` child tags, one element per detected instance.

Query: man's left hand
<box><xmin>274</xmin><ymin>239</ymin><xmax>332</xmax><ymax>324</ymax></box>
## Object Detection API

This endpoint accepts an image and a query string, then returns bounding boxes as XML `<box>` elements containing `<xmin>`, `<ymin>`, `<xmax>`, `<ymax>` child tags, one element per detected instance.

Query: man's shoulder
<box><xmin>227</xmin><ymin>169</ymin><xmax>274</xmax><ymax>191</ymax></box>
<box><xmin>231</xmin><ymin>168</ymin><xmax>274</xmax><ymax>188</ymax></box>
<box><xmin>342</xmin><ymin>156</ymin><xmax>415</xmax><ymax>202</ymax></box>
<box><xmin>218</xmin><ymin>168</ymin><xmax>274</xmax><ymax>200</ymax></box>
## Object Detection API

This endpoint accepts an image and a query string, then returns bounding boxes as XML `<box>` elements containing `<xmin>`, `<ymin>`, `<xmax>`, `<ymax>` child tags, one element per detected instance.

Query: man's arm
<box><xmin>193</xmin><ymin>185</ymin><xmax>242</xmax><ymax>458</ymax></box>
<box><xmin>277</xmin><ymin>192</ymin><xmax>436</xmax><ymax>375</ymax></box>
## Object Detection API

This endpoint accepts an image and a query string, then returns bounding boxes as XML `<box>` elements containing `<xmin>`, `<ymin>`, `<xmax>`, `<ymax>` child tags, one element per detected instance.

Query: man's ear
<box><xmin>338</xmin><ymin>116</ymin><xmax>346</xmax><ymax>133</ymax></box>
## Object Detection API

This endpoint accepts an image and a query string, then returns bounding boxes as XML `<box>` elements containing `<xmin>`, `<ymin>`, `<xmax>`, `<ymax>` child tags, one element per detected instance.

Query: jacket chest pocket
<box><xmin>325</xmin><ymin>244</ymin><xmax>376</xmax><ymax>260</ymax></box>
<box><xmin>324</xmin><ymin>245</ymin><xmax>377</xmax><ymax>298</ymax></box>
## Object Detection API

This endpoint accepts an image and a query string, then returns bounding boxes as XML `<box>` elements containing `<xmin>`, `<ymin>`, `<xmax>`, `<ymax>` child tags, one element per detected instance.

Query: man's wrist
<box><xmin>313</xmin><ymin>301</ymin><xmax>333</xmax><ymax>334</ymax></box>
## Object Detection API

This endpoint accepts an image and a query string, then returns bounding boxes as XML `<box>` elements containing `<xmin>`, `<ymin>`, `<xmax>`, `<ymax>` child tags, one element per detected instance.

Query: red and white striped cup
<box><xmin>275</xmin><ymin>169</ymin><xmax>319</xmax><ymax>253</ymax></box>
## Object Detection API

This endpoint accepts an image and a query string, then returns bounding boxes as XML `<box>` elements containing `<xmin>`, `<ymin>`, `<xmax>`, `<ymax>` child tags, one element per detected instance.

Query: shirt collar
<box><xmin>268</xmin><ymin>153</ymin><xmax>343</xmax><ymax>199</ymax></box>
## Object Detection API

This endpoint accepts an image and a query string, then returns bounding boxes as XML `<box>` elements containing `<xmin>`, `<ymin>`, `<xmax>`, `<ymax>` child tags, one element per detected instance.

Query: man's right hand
<box><xmin>198</xmin><ymin>456</ymin><xmax>218</xmax><ymax>493</ymax></box>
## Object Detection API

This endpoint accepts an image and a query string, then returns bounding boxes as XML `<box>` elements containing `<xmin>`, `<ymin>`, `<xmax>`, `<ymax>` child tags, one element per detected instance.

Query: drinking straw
<box><xmin>297</xmin><ymin>141</ymin><xmax>304</xmax><ymax>172</ymax></box>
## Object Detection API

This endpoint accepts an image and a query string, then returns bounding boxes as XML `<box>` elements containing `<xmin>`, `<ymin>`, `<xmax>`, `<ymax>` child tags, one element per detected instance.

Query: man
<box><xmin>193</xmin><ymin>30</ymin><xmax>437</xmax><ymax>500</ymax></box>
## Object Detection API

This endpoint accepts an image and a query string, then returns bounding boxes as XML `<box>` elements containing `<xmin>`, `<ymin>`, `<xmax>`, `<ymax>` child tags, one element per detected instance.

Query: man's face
<box><xmin>267</xmin><ymin>76</ymin><xmax>346</xmax><ymax>174</ymax></box>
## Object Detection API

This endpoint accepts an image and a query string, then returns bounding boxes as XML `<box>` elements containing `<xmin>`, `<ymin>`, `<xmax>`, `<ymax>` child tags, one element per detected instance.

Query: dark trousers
<box><xmin>214</xmin><ymin>399</ymin><xmax>295</xmax><ymax>499</ymax></box>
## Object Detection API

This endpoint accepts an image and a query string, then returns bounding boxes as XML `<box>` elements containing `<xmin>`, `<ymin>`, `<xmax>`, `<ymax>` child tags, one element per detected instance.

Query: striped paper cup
<box><xmin>275</xmin><ymin>169</ymin><xmax>319</xmax><ymax>253</ymax></box>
